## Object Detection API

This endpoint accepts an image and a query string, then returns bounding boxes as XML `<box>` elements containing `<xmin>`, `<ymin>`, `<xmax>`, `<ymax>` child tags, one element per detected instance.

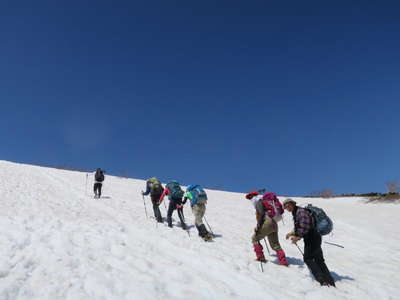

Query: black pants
<box><xmin>93</xmin><ymin>183</ymin><xmax>102</xmax><ymax>198</ymax></box>
<box><xmin>303</xmin><ymin>230</ymin><xmax>335</xmax><ymax>286</ymax></box>
<box><xmin>151</xmin><ymin>194</ymin><xmax>163</xmax><ymax>222</ymax></box>
<box><xmin>167</xmin><ymin>198</ymin><xmax>185</xmax><ymax>227</ymax></box>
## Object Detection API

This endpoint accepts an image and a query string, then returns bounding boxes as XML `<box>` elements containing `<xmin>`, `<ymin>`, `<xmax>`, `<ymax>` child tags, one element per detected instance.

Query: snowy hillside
<box><xmin>0</xmin><ymin>161</ymin><xmax>399</xmax><ymax>300</ymax></box>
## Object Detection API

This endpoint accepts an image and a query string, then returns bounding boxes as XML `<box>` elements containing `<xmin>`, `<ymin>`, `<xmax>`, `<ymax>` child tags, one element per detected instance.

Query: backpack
<box><xmin>305</xmin><ymin>204</ymin><xmax>333</xmax><ymax>236</ymax></box>
<box><xmin>95</xmin><ymin>170</ymin><xmax>104</xmax><ymax>182</ymax></box>
<box><xmin>148</xmin><ymin>177</ymin><xmax>163</xmax><ymax>197</ymax></box>
<box><xmin>166</xmin><ymin>181</ymin><xmax>184</xmax><ymax>200</ymax></box>
<box><xmin>261</xmin><ymin>192</ymin><xmax>283</xmax><ymax>222</ymax></box>
<box><xmin>187</xmin><ymin>184</ymin><xmax>208</xmax><ymax>206</ymax></box>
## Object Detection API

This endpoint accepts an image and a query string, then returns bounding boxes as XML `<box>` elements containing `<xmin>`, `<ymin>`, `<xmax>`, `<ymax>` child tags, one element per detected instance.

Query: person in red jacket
<box><xmin>246</xmin><ymin>190</ymin><xmax>288</xmax><ymax>266</ymax></box>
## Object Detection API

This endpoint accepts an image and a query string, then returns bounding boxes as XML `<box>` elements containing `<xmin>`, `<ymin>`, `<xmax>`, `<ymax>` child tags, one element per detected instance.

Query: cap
<box><xmin>283</xmin><ymin>198</ymin><xmax>296</xmax><ymax>207</ymax></box>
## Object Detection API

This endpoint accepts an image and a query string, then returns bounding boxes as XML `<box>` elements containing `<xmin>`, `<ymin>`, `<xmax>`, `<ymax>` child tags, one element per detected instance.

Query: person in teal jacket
<box><xmin>183</xmin><ymin>185</ymin><xmax>213</xmax><ymax>241</ymax></box>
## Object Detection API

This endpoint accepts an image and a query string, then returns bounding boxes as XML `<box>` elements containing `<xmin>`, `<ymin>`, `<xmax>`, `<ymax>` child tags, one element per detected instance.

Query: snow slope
<box><xmin>0</xmin><ymin>160</ymin><xmax>399</xmax><ymax>300</ymax></box>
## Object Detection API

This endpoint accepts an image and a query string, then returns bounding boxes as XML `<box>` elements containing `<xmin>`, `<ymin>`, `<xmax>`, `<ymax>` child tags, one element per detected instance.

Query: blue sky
<box><xmin>1</xmin><ymin>1</ymin><xmax>399</xmax><ymax>195</ymax></box>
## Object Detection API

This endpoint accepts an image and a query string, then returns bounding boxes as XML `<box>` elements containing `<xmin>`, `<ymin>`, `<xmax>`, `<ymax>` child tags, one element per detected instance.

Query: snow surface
<box><xmin>0</xmin><ymin>160</ymin><xmax>399</xmax><ymax>300</ymax></box>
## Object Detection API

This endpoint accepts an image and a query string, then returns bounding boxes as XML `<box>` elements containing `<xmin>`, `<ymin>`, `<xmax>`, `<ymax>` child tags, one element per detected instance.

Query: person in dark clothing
<box><xmin>284</xmin><ymin>198</ymin><xmax>335</xmax><ymax>287</ymax></box>
<box><xmin>158</xmin><ymin>181</ymin><xmax>186</xmax><ymax>229</ymax></box>
<box><xmin>94</xmin><ymin>168</ymin><xmax>105</xmax><ymax>198</ymax></box>
<box><xmin>142</xmin><ymin>177</ymin><xmax>164</xmax><ymax>223</ymax></box>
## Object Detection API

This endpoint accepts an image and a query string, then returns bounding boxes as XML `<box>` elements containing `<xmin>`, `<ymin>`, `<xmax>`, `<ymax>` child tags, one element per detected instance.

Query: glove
<box><xmin>290</xmin><ymin>236</ymin><xmax>301</xmax><ymax>244</ymax></box>
<box><xmin>286</xmin><ymin>231</ymin><xmax>295</xmax><ymax>240</ymax></box>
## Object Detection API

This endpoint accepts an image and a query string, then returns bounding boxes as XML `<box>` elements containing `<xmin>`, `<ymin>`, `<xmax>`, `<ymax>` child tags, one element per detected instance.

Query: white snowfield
<box><xmin>0</xmin><ymin>161</ymin><xmax>399</xmax><ymax>300</ymax></box>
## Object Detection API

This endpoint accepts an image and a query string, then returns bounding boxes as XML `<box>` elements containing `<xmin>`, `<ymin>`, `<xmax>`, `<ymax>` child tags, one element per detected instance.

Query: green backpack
<box><xmin>148</xmin><ymin>177</ymin><xmax>163</xmax><ymax>197</ymax></box>
<box><xmin>166</xmin><ymin>181</ymin><xmax>184</xmax><ymax>200</ymax></box>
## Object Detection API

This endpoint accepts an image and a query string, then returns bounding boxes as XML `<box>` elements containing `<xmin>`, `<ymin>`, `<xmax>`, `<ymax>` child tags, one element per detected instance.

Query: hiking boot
<box><xmin>321</xmin><ymin>282</ymin><xmax>330</xmax><ymax>287</ymax></box>
<box><xmin>204</xmin><ymin>233</ymin><xmax>213</xmax><ymax>241</ymax></box>
<box><xmin>256</xmin><ymin>257</ymin><xmax>267</xmax><ymax>263</ymax></box>
<box><xmin>198</xmin><ymin>224</ymin><xmax>209</xmax><ymax>237</ymax></box>
<box><xmin>203</xmin><ymin>234</ymin><xmax>213</xmax><ymax>242</ymax></box>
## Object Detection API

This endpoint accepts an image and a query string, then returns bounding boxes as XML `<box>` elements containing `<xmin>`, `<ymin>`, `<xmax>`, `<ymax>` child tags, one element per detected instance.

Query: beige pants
<box><xmin>192</xmin><ymin>203</ymin><xmax>206</xmax><ymax>226</ymax></box>
<box><xmin>251</xmin><ymin>218</ymin><xmax>282</xmax><ymax>251</ymax></box>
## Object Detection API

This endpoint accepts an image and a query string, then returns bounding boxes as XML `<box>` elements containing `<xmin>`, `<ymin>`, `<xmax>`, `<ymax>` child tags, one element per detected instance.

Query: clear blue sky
<box><xmin>1</xmin><ymin>1</ymin><xmax>399</xmax><ymax>195</ymax></box>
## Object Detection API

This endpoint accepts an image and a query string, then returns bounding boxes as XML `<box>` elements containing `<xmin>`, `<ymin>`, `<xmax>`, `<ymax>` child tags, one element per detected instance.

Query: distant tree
<box><xmin>321</xmin><ymin>189</ymin><xmax>334</xmax><ymax>198</ymax></box>
<box><xmin>386</xmin><ymin>182</ymin><xmax>399</xmax><ymax>194</ymax></box>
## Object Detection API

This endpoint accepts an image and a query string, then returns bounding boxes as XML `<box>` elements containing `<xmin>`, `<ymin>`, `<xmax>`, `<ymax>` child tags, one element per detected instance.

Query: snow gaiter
<box><xmin>276</xmin><ymin>249</ymin><xmax>289</xmax><ymax>266</ymax></box>
<box><xmin>253</xmin><ymin>243</ymin><xmax>266</xmax><ymax>261</ymax></box>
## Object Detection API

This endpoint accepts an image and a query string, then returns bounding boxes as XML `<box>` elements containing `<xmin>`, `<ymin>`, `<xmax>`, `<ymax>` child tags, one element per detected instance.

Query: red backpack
<box><xmin>261</xmin><ymin>192</ymin><xmax>284</xmax><ymax>221</ymax></box>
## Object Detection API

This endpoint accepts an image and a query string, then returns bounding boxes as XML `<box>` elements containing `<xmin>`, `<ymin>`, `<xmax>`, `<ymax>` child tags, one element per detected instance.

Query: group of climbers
<box><xmin>91</xmin><ymin>169</ymin><xmax>335</xmax><ymax>286</ymax></box>
<box><xmin>245</xmin><ymin>190</ymin><xmax>335</xmax><ymax>287</ymax></box>
<box><xmin>142</xmin><ymin>177</ymin><xmax>213</xmax><ymax>241</ymax></box>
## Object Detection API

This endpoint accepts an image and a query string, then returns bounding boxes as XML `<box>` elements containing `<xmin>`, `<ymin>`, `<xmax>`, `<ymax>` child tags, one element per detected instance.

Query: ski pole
<box><xmin>204</xmin><ymin>216</ymin><xmax>214</xmax><ymax>236</ymax></box>
<box><xmin>263</xmin><ymin>238</ymin><xmax>271</xmax><ymax>255</ymax></box>
<box><xmin>141</xmin><ymin>191</ymin><xmax>148</xmax><ymax>219</ymax></box>
<box><xmin>260</xmin><ymin>261</ymin><xmax>264</xmax><ymax>273</ymax></box>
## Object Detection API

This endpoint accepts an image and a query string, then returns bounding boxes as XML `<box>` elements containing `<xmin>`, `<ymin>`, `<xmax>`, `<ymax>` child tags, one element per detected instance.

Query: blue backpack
<box><xmin>166</xmin><ymin>181</ymin><xmax>184</xmax><ymax>200</ymax></box>
<box><xmin>187</xmin><ymin>184</ymin><xmax>208</xmax><ymax>206</ymax></box>
<box><xmin>306</xmin><ymin>204</ymin><xmax>333</xmax><ymax>236</ymax></box>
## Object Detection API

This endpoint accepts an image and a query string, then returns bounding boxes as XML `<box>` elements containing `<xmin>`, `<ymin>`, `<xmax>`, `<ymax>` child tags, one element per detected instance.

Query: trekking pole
<box><xmin>185</xmin><ymin>224</ymin><xmax>190</xmax><ymax>238</ymax></box>
<box><xmin>85</xmin><ymin>173</ymin><xmax>88</xmax><ymax>196</ymax></box>
<box><xmin>324</xmin><ymin>241</ymin><xmax>344</xmax><ymax>248</ymax></box>
<box><xmin>178</xmin><ymin>208</ymin><xmax>190</xmax><ymax>238</ymax></box>
<box><xmin>182</xmin><ymin>208</ymin><xmax>190</xmax><ymax>238</ymax></box>
<box><xmin>263</xmin><ymin>238</ymin><xmax>271</xmax><ymax>255</ymax></box>
<box><xmin>141</xmin><ymin>191</ymin><xmax>148</xmax><ymax>219</ymax></box>
<box><xmin>295</xmin><ymin>243</ymin><xmax>304</xmax><ymax>256</ymax></box>
<box><xmin>204</xmin><ymin>216</ymin><xmax>214</xmax><ymax>236</ymax></box>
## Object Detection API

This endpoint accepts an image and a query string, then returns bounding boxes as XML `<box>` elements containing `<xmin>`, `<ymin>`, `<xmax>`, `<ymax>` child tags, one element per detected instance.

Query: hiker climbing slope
<box><xmin>284</xmin><ymin>198</ymin><xmax>335</xmax><ymax>287</ymax></box>
<box><xmin>159</xmin><ymin>181</ymin><xmax>186</xmax><ymax>229</ymax></box>
<box><xmin>142</xmin><ymin>177</ymin><xmax>164</xmax><ymax>223</ymax></box>
<box><xmin>183</xmin><ymin>184</ymin><xmax>213</xmax><ymax>241</ymax></box>
<box><xmin>94</xmin><ymin>168</ymin><xmax>105</xmax><ymax>198</ymax></box>
<box><xmin>246</xmin><ymin>190</ymin><xmax>288</xmax><ymax>265</ymax></box>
